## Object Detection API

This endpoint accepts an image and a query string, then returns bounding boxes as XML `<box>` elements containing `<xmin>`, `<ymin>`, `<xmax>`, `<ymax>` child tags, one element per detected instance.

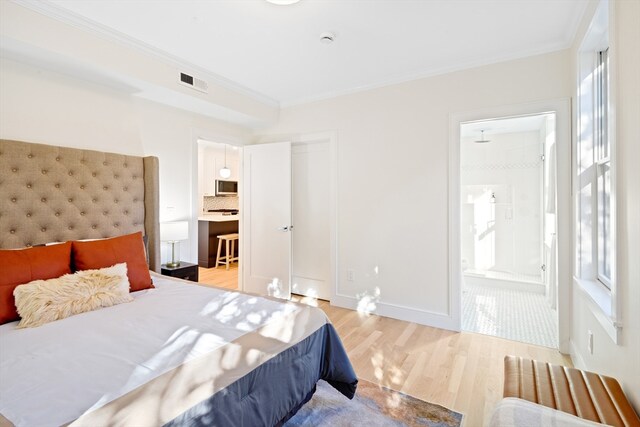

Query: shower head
<box><xmin>475</xmin><ymin>130</ymin><xmax>491</xmax><ymax>143</ymax></box>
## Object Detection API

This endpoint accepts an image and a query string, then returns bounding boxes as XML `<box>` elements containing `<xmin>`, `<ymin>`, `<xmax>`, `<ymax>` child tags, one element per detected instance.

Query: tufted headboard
<box><xmin>0</xmin><ymin>139</ymin><xmax>160</xmax><ymax>271</ymax></box>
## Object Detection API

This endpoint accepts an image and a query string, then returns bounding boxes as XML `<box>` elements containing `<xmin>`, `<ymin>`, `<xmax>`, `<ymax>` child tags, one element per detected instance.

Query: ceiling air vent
<box><xmin>179</xmin><ymin>72</ymin><xmax>208</xmax><ymax>94</ymax></box>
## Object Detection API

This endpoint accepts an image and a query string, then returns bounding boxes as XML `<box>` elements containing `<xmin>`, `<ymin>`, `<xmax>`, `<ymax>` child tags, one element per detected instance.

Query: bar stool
<box><xmin>215</xmin><ymin>233</ymin><xmax>239</xmax><ymax>270</ymax></box>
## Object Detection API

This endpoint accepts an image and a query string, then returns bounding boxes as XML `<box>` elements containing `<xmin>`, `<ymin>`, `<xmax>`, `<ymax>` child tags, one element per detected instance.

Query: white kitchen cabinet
<box><xmin>202</xmin><ymin>150</ymin><xmax>216</xmax><ymax>196</ymax></box>
<box><xmin>199</xmin><ymin>142</ymin><xmax>240</xmax><ymax>199</ymax></box>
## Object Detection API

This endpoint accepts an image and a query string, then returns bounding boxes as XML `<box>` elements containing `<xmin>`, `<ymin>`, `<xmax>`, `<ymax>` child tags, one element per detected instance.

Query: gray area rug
<box><xmin>285</xmin><ymin>379</ymin><xmax>463</xmax><ymax>427</ymax></box>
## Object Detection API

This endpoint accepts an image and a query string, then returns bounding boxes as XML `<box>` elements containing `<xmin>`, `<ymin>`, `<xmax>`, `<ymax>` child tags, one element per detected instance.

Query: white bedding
<box><xmin>489</xmin><ymin>398</ymin><xmax>608</xmax><ymax>427</ymax></box>
<box><xmin>0</xmin><ymin>275</ymin><xmax>309</xmax><ymax>427</ymax></box>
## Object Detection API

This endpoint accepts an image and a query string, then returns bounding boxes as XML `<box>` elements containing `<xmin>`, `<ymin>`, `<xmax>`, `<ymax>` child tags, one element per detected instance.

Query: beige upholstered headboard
<box><xmin>0</xmin><ymin>140</ymin><xmax>160</xmax><ymax>271</ymax></box>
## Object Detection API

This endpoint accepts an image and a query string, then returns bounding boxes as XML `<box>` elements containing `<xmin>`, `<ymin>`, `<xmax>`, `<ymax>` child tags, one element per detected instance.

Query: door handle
<box><xmin>277</xmin><ymin>226</ymin><xmax>289</xmax><ymax>232</ymax></box>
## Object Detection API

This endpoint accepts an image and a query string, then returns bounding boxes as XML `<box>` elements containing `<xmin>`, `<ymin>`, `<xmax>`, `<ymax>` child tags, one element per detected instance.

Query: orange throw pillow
<box><xmin>72</xmin><ymin>232</ymin><xmax>153</xmax><ymax>293</ymax></box>
<box><xmin>0</xmin><ymin>242</ymin><xmax>72</xmax><ymax>325</ymax></box>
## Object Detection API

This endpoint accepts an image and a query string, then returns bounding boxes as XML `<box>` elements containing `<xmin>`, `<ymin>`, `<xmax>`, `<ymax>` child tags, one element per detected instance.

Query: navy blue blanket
<box><xmin>166</xmin><ymin>323</ymin><xmax>358</xmax><ymax>427</ymax></box>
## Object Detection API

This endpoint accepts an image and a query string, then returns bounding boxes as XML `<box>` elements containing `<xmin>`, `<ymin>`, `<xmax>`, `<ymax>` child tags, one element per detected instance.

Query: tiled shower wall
<box><xmin>460</xmin><ymin>131</ymin><xmax>543</xmax><ymax>278</ymax></box>
<box><xmin>203</xmin><ymin>196</ymin><xmax>239</xmax><ymax>211</ymax></box>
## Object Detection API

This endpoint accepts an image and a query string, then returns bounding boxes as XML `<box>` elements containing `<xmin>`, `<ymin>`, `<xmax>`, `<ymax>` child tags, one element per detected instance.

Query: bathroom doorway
<box><xmin>459</xmin><ymin>113</ymin><xmax>558</xmax><ymax>348</ymax></box>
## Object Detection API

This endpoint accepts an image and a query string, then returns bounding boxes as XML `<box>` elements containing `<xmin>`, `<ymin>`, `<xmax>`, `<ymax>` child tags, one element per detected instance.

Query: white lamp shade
<box><xmin>219</xmin><ymin>167</ymin><xmax>232</xmax><ymax>178</ymax></box>
<box><xmin>160</xmin><ymin>221</ymin><xmax>189</xmax><ymax>242</ymax></box>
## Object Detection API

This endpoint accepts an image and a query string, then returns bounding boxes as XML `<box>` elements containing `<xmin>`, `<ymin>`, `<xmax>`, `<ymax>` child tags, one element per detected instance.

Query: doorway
<box><xmin>196</xmin><ymin>139</ymin><xmax>241</xmax><ymax>290</ymax></box>
<box><xmin>459</xmin><ymin>113</ymin><xmax>558</xmax><ymax>348</ymax></box>
<box><xmin>242</xmin><ymin>133</ymin><xmax>337</xmax><ymax>303</ymax></box>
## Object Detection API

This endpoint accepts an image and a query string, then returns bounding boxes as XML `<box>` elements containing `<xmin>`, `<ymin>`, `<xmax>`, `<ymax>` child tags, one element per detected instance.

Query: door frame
<box><xmin>291</xmin><ymin>131</ymin><xmax>338</xmax><ymax>302</ymax></box>
<box><xmin>449</xmin><ymin>99</ymin><xmax>571</xmax><ymax>353</ymax></box>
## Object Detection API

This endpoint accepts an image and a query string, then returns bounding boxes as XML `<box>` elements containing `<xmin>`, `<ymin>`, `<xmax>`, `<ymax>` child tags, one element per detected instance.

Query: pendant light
<box><xmin>219</xmin><ymin>145</ymin><xmax>231</xmax><ymax>179</ymax></box>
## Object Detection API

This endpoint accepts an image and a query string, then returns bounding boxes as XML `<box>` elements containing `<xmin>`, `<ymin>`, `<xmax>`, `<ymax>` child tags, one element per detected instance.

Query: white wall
<box><xmin>257</xmin><ymin>50</ymin><xmax>571</xmax><ymax>329</ymax></box>
<box><xmin>569</xmin><ymin>0</ymin><xmax>640</xmax><ymax>407</ymax></box>
<box><xmin>0</xmin><ymin>1</ymin><xmax>278</xmax><ymax>127</ymax></box>
<box><xmin>0</xmin><ymin>58</ymin><xmax>144</xmax><ymax>155</ymax></box>
<box><xmin>0</xmin><ymin>57</ymin><xmax>252</xmax><ymax>264</ymax></box>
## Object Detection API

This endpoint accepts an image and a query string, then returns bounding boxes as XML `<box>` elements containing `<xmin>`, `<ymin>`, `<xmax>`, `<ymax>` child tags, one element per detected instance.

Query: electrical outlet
<box><xmin>587</xmin><ymin>330</ymin><xmax>594</xmax><ymax>354</ymax></box>
<box><xmin>347</xmin><ymin>269</ymin><xmax>355</xmax><ymax>282</ymax></box>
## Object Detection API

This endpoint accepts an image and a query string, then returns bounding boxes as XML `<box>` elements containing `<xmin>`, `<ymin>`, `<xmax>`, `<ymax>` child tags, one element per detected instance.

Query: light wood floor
<box><xmin>197</xmin><ymin>267</ymin><xmax>571</xmax><ymax>426</ymax></box>
<box><xmin>317</xmin><ymin>300</ymin><xmax>571</xmax><ymax>426</ymax></box>
<box><xmin>198</xmin><ymin>264</ymin><xmax>239</xmax><ymax>290</ymax></box>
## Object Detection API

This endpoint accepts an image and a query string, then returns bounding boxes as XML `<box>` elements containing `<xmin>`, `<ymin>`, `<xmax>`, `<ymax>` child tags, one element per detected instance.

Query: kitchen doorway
<box><xmin>459</xmin><ymin>113</ymin><xmax>558</xmax><ymax>348</ymax></box>
<box><xmin>196</xmin><ymin>139</ymin><xmax>241</xmax><ymax>290</ymax></box>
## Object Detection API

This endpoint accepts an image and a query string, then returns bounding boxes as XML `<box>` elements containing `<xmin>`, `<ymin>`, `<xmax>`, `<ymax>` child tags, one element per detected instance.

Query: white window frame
<box><xmin>574</xmin><ymin>0</ymin><xmax>620</xmax><ymax>343</ymax></box>
<box><xmin>595</xmin><ymin>48</ymin><xmax>612</xmax><ymax>289</ymax></box>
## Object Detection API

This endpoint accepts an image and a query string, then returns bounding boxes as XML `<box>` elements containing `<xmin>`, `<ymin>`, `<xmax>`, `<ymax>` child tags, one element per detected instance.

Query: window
<box><xmin>575</xmin><ymin>0</ymin><xmax>618</xmax><ymax>342</ymax></box>
<box><xmin>595</xmin><ymin>48</ymin><xmax>612</xmax><ymax>287</ymax></box>
<box><xmin>577</xmin><ymin>46</ymin><xmax>613</xmax><ymax>289</ymax></box>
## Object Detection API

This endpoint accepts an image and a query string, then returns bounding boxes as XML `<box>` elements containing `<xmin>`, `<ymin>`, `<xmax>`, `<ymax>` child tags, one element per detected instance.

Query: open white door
<box><xmin>242</xmin><ymin>142</ymin><xmax>292</xmax><ymax>299</ymax></box>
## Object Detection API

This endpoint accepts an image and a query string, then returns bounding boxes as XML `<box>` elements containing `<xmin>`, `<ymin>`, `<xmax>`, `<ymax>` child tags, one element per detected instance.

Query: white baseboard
<box><xmin>331</xmin><ymin>294</ymin><xmax>458</xmax><ymax>331</ymax></box>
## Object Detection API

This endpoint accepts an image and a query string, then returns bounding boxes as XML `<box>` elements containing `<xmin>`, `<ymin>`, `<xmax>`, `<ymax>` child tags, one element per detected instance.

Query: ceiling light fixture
<box><xmin>265</xmin><ymin>0</ymin><xmax>300</xmax><ymax>5</ymax></box>
<box><xmin>475</xmin><ymin>130</ymin><xmax>491</xmax><ymax>143</ymax></box>
<box><xmin>219</xmin><ymin>145</ymin><xmax>231</xmax><ymax>179</ymax></box>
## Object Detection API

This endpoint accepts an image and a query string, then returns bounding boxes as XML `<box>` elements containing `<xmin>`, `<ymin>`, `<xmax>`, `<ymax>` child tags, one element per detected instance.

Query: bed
<box><xmin>0</xmin><ymin>139</ymin><xmax>357</xmax><ymax>426</ymax></box>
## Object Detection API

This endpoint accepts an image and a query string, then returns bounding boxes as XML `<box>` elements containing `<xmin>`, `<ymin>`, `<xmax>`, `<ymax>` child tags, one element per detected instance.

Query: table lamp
<box><xmin>160</xmin><ymin>221</ymin><xmax>189</xmax><ymax>268</ymax></box>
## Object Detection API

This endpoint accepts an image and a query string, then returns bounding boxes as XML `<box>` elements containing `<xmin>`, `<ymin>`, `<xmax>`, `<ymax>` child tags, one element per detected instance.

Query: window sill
<box><xmin>574</xmin><ymin>277</ymin><xmax>621</xmax><ymax>344</ymax></box>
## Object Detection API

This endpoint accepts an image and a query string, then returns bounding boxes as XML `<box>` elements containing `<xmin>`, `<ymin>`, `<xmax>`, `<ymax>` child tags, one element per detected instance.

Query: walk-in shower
<box><xmin>460</xmin><ymin>114</ymin><xmax>556</xmax><ymax>293</ymax></box>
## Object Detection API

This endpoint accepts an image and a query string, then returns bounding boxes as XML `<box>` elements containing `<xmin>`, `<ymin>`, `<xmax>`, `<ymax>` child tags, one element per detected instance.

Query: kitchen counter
<box><xmin>198</xmin><ymin>217</ymin><xmax>239</xmax><ymax>268</ymax></box>
<box><xmin>198</xmin><ymin>214</ymin><xmax>240</xmax><ymax>222</ymax></box>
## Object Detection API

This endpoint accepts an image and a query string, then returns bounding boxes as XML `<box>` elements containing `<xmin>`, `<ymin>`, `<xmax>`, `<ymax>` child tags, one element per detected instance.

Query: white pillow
<box><xmin>14</xmin><ymin>263</ymin><xmax>133</xmax><ymax>328</ymax></box>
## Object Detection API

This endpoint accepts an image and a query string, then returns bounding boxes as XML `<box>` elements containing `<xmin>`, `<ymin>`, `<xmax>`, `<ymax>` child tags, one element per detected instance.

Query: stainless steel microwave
<box><xmin>215</xmin><ymin>180</ymin><xmax>238</xmax><ymax>196</ymax></box>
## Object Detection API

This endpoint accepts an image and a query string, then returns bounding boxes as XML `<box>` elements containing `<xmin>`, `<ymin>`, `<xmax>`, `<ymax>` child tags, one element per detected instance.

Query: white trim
<box><xmin>605</xmin><ymin>0</ymin><xmax>619</xmax><ymax>322</ymax></box>
<box><xmin>331</xmin><ymin>294</ymin><xmax>456</xmax><ymax>331</ymax></box>
<box><xmin>574</xmin><ymin>0</ymin><xmax>620</xmax><ymax>341</ymax></box>
<box><xmin>449</xmin><ymin>99</ymin><xmax>572</xmax><ymax>353</ymax></box>
<box><xmin>449</xmin><ymin>115</ymin><xmax>462</xmax><ymax>331</ymax></box>
<box><xmin>13</xmin><ymin>0</ymin><xmax>279</xmax><ymax>108</ymax></box>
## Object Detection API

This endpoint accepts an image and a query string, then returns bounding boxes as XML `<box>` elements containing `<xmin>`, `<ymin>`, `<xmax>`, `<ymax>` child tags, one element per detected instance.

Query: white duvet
<box><xmin>0</xmin><ymin>275</ymin><xmax>301</xmax><ymax>427</ymax></box>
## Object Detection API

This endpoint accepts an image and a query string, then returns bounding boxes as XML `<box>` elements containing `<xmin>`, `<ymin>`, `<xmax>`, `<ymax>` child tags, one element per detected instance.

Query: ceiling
<box><xmin>37</xmin><ymin>0</ymin><xmax>587</xmax><ymax>106</ymax></box>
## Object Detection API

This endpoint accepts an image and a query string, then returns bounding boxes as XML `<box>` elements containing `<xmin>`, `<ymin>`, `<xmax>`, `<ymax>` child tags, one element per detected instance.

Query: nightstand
<box><xmin>160</xmin><ymin>262</ymin><xmax>199</xmax><ymax>282</ymax></box>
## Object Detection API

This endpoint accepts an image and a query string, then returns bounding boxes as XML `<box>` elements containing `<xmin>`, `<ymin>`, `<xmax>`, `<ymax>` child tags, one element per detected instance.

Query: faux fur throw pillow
<box><xmin>13</xmin><ymin>263</ymin><xmax>133</xmax><ymax>328</ymax></box>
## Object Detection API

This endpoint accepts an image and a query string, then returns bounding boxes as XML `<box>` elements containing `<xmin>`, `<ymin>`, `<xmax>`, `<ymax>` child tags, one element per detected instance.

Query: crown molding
<box><xmin>10</xmin><ymin>0</ymin><xmax>589</xmax><ymax>111</ymax></box>
<box><xmin>280</xmin><ymin>41</ymin><xmax>572</xmax><ymax>108</ymax></box>
<box><xmin>12</xmin><ymin>0</ymin><xmax>280</xmax><ymax>108</ymax></box>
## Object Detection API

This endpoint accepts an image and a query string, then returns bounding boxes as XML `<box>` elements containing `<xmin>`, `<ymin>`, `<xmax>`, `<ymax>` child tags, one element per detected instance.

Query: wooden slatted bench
<box><xmin>503</xmin><ymin>356</ymin><xmax>640</xmax><ymax>427</ymax></box>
